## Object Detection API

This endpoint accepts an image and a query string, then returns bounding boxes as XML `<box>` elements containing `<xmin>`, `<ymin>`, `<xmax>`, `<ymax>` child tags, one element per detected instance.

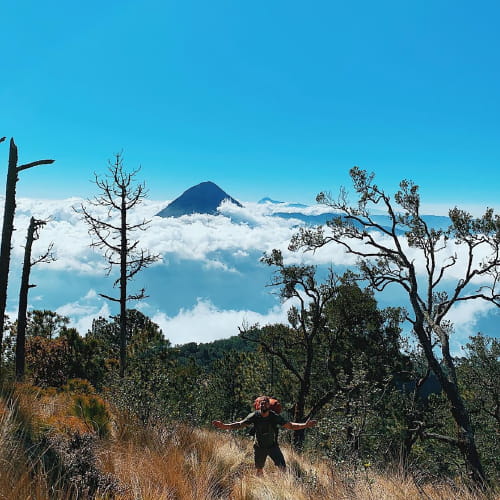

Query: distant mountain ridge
<box><xmin>259</xmin><ymin>197</ymin><xmax>308</xmax><ymax>209</ymax></box>
<box><xmin>156</xmin><ymin>181</ymin><xmax>242</xmax><ymax>218</ymax></box>
<box><xmin>271</xmin><ymin>211</ymin><xmax>451</xmax><ymax>232</ymax></box>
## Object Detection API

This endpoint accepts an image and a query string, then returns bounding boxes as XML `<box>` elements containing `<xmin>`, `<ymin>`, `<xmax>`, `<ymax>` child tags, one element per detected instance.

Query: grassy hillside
<box><xmin>0</xmin><ymin>382</ymin><xmax>496</xmax><ymax>500</ymax></box>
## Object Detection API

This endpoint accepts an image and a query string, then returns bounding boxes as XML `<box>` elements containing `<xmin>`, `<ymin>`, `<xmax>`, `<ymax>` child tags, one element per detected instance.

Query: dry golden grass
<box><xmin>102</xmin><ymin>419</ymin><xmax>498</xmax><ymax>500</ymax></box>
<box><xmin>1</xmin><ymin>385</ymin><xmax>498</xmax><ymax>500</ymax></box>
<box><xmin>348</xmin><ymin>472</ymin><xmax>493</xmax><ymax>500</ymax></box>
<box><xmin>100</xmin><ymin>424</ymin><xmax>250</xmax><ymax>499</ymax></box>
<box><xmin>13</xmin><ymin>384</ymin><xmax>76</xmax><ymax>435</ymax></box>
<box><xmin>0</xmin><ymin>393</ymin><xmax>74</xmax><ymax>500</ymax></box>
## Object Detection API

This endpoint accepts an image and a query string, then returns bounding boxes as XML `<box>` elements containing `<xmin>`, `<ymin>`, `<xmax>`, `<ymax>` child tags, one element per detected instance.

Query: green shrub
<box><xmin>71</xmin><ymin>394</ymin><xmax>111</xmax><ymax>438</ymax></box>
<box><xmin>62</xmin><ymin>378</ymin><xmax>96</xmax><ymax>395</ymax></box>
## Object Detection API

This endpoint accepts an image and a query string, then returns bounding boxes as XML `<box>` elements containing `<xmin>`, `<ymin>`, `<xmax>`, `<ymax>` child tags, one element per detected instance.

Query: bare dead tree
<box><xmin>0</xmin><ymin>138</ymin><xmax>54</xmax><ymax>360</ymax></box>
<box><xmin>15</xmin><ymin>217</ymin><xmax>55</xmax><ymax>380</ymax></box>
<box><xmin>289</xmin><ymin>167</ymin><xmax>500</xmax><ymax>486</ymax></box>
<box><xmin>75</xmin><ymin>153</ymin><xmax>160</xmax><ymax>377</ymax></box>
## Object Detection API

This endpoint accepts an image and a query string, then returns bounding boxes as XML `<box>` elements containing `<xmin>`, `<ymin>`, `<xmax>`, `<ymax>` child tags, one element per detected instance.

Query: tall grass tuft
<box><xmin>0</xmin><ymin>391</ymin><xmax>75</xmax><ymax>500</ymax></box>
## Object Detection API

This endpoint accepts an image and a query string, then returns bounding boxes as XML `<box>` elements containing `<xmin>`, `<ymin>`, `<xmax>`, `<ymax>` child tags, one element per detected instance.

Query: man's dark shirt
<box><xmin>240</xmin><ymin>410</ymin><xmax>287</xmax><ymax>448</ymax></box>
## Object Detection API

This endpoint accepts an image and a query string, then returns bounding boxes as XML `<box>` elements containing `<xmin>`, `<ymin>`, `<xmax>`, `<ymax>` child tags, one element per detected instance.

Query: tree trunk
<box><xmin>415</xmin><ymin>323</ymin><xmax>487</xmax><ymax>486</ymax></box>
<box><xmin>293</xmin><ymin>398</ymin><xmax>306</xmax><ymax>449</ymax></box>
<box><xmin>292</xmin><ymin>348</ymin><xmax>312</xmax><ymax>449</ymax></box>
<box><xmin>15</xmin><ymin>217</ymin><xmax>37</xmax><ymax>380</ymax></box>
<box><xmin>119</xmin><ymin>186</ymin><xmax>127</xmax><ymax>378</ymax></box>
<box><xmin>441</xmin><ymin>374</ymin><xmax>487</xmax><ymax>486</ymax></box>
<box><xmin>0</xmin><ymin>139</ymin><xmax>53</xmax><ymax>366</ymax></box>
<box><xmin>0</xmin><ymin>139</ymin><xmax>19</xmax><ymax>358</ymax></box>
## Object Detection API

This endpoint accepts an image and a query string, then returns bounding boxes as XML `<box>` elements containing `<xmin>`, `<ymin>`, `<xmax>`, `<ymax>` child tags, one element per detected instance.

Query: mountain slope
<box><xmin>156</xmin><ymin>181</ymin><xmax>242</xmax><ymax>217</ymax></box>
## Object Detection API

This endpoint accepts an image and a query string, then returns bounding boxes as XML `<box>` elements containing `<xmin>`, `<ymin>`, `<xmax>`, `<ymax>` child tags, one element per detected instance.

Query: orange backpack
<box><xmin>253</xmin><ymin>396</ymin><xmax>282</xmax><ymax>414</ymax></box>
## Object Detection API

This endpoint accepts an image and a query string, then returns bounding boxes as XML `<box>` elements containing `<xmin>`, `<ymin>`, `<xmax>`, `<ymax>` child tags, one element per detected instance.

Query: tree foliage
<box><xmin>26</xmin><ymin>310</ymin><xmax>70</xmax><ymax>339</ymax></box>
<box><xmin>241</xmin><ymin>249</ymin><xmax>408</xmax><ymax>449</ymax></box>
<box><xmin>457</xmin><ymin>334</ymin><xmax>500</xmax><ymax>477</ymax></box>
<box><xmin>290</xmin><ymin>167</ymin><xmax>500</xmax><ymax>485</ymax></box>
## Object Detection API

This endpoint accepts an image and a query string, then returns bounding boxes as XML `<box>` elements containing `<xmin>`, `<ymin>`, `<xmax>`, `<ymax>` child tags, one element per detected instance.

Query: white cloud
<box><xmin>55</xmin><ymin>290</ymin><xmax>111</xmax><ymax>335</ymax></box>
<box><xmin>152</xmin><ymin>298</ymin><xmax>291</xmax><ymax>346</ymax></box>
<box><xmin>233</xmin><ymin>250</ymin><xmax>249</xmax><ymax>258</ymax></box>
<box><xmin>218</xmin><ymin>199</ymin><xmax>337</xmax><ymax>219</ymax></box>
<box><xmin>202</xmin><ymin>259</ymin><xmax>238</xmax><ymax>273</ymax></box>
<box><xmin>447</xmin><ymin>299</ymin><xmax>496</xmax><ymax>355</ymax></box>
<box><xmin>2</xmin><ymin>196</ymin><xmax>499</xmax><ymax>350</ymax></box>
<box><xmin>10</xmin><ymin>197</ymin><xmax>496</xmax><ymax>283</ymax></box>
<box><xmin>57</xmin><ymin>301</ymin><xmax>97</xmax><ymax>317</ymax></box>
<box><xmin>83</xmin><ymin>289</ymin><xmax>98</xmax><ymax>300</ymax></box>
<box><xmin>72</xmin><ymin>302</ymin><xmax>112</xmax><ymax>335</ymax></box>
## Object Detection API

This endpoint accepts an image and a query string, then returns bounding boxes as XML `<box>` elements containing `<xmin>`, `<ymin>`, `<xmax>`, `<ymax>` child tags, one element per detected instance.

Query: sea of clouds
<box><xmin>2</xmin><ymin>196</ymin><xmax>497</xmax><ymax>353</ymax></box>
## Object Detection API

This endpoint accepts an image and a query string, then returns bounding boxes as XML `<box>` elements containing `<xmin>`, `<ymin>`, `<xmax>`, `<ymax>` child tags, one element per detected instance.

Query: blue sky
<box><xmin>1</xmin><ymin>0</ymin><xmax>499</xmax><ymax>212</ymax></box>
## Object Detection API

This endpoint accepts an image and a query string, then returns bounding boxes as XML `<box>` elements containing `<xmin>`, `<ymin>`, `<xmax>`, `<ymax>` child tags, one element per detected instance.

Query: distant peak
<box><xmin>156</xmin><ymin>181</ymin><xmax>242</xmax><ymax>218</ymax></box>
<box><xmin>258</xmin><ymin>197</ymin><xmax>283</xmax><ymax>204</ymax></box>
<box><xmin>258</xmin><ymin>196</ymin><xmax>308</xmax><ymax>209</ymax></box>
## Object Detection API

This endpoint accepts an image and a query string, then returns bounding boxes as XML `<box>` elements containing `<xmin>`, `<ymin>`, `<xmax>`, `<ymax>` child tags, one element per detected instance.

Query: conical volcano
<box><xmin>156</xmin><ymin>181</ymin><xmax>243</xmax><ymax>217</ymax></box>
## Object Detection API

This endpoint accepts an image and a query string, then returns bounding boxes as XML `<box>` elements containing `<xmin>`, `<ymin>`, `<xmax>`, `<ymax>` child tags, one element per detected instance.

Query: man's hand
<box><xmin>305</xmin><ymin>419</ymin><xmax>317</xmax><ymax>428</ymax></box>
<box><xmin>283</xmin><ymin>419</ymin><xmax>318</xmax><ymax>431</ymax></box>
<box><xmin>212</xmin><ymin>420</ymin><xmax>225</xmax><ymax>429</ymax></box>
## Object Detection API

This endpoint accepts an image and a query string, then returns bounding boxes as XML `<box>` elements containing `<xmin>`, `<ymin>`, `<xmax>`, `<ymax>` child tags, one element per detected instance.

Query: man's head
<box><xmin>253</xmin><ymin>395</ymin><xmax>283</xmax><ymax>415</ymax></box>
<box><xmin>257</xmin><ymin>396</ymin><xmax>270</xmax><ymax>414</ymax></box>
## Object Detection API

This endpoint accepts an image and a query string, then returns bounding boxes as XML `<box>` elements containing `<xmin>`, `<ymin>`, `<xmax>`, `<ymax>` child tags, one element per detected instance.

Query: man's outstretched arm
<box><xmin>283</xmin><ymin>419</ymin><xmax>317</xmax><ymax>431</ymax></box>
<box><xmin>212</xmin><ymin>420</ymin><xmax>250</xmax><ymax>430</ymax></box>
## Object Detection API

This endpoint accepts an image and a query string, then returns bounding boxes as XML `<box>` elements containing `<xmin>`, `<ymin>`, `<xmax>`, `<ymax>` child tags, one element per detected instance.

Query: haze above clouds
<box><xmin>2</xmin><ymin>196</ymin><xmax>498</xmax><ymax>354</ymax></box>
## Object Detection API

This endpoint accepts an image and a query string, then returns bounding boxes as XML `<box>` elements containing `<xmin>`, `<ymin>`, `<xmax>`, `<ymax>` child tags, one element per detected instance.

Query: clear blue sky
<box><xmin>1</xmin><ymin>1</ymin><xmax>499</xmax><ymax>211</ymax></box>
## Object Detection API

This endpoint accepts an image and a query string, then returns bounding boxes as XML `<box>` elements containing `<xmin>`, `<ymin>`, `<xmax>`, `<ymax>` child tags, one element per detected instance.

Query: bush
<box><xmin>26</xmin><ymin>336</ymin><xmax>70</xmax><ymax>387</ymax></box>
<box><xmin>47</xmin><ymin>431</ymin><xmax>120</xmax><ymax>498</ymax></box>
<box><xmin>71</xmin><ymin>395</ymin><xmax>111</xmax><ymax>438</ymax></box>
<box><xmin>62</xmin><ymin>378</ymin><xmax>96</xmax><ymax>395</ymax></box>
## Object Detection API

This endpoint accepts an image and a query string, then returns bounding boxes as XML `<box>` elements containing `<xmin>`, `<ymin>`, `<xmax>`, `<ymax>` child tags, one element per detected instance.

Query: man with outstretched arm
<box><xmin>212</xmin><ymin>396</ymin><xmax>317</xmax><ymax>476</ymax></box>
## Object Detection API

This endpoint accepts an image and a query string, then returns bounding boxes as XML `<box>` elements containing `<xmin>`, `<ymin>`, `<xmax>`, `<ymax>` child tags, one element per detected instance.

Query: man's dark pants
<box><xmin>254</xmin><ymin>444</ymin><xmax>286</xmax><ymax>469</ymax></box>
